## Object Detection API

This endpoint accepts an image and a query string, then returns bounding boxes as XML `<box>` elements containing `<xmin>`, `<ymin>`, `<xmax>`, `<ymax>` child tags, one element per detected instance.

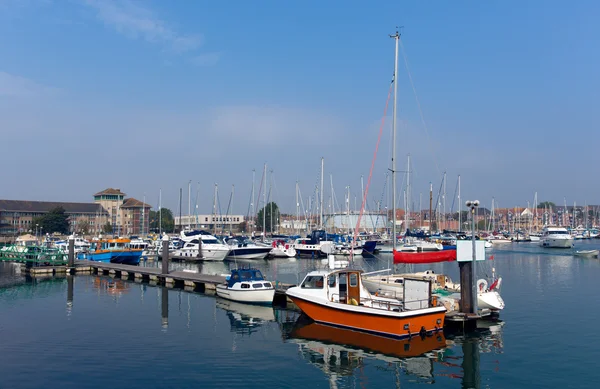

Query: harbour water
<box><xmin>1</xmin><ymin>241</ymin><xmax>599</xmax><ymax>388</ymax></box>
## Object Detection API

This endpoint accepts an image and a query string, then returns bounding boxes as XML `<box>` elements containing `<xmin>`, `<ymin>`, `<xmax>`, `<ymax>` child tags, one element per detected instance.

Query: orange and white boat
<box><xmin>286</xmin><ymin>268</ymin><xmax>446</xmax><ymax>339</ymax></box>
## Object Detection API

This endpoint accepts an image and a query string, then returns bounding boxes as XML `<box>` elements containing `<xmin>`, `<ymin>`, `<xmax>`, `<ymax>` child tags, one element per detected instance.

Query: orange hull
<box><xmin>289</xmin><ymin>296</ymin><xmax>445</xmax><ymax>339</ymax></box>
<box><xmin>292</xmin><ymin>321</ymin><xmax>446</xmax><ymax>358</ymax></box>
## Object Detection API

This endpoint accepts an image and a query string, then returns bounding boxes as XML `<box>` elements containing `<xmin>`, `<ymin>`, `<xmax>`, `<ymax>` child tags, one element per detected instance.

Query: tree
<box><xmin>33</xmin><ymin>207</ymin><xmax>70</xmax><ymax>234</ymax></box>
<box><xmin>257</xmin><ymin>202</ymin><xmax>280</xmax><ymax>233</ymax></box>
<box><xmin>538</xmin><ymin>201</ymin><xmax>556</xmax><ymax>209</ymax></box>
<box><xmin>149</xmin><ymin>208</ymin><xmax>175</xmax><ymax>233</ymax></box>
<box><xmin>78</xmin><ymin>220</ymin><xmax>90</xmax><ymax>235</ymax></box>
<box><xmin>102</xmin><ymin>222</ymin><xmax>113</xmax><ymax>234</ymax></box>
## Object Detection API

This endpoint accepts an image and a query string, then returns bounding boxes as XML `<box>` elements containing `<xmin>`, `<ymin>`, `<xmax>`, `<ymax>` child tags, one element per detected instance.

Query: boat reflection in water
<box><xmin>286</xmin><ymin>316</ymin><xmax>446</xmax><ymax>386</ymax></box>
<box><xmin>215</xmin><ymin>297</ymin><xmax>275</xmax><ymax>335</ymax></box>
<box><xmin>92</xmin><ymin>277</ymin><xmax>129</xmax><ymax>297</ymax></box>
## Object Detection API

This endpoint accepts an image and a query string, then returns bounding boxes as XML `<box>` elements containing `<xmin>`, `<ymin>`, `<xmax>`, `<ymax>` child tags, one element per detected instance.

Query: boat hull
<box><xmin>78</xmin><ymin>250</ymin><xmax>142</xmax><ymax>265</ymax></box>
<box><xmin>540</xmin><ymin>238</ymin><xmax>573</xmax><ymax>248</ymax></box>
<box><xmin>227</xmin><ymin>247</ymin><xmax>271</xmax><ymax>259</ymax></box>
<box><xmin>393</xmin><ymin>249</ymin><xmax>456</xmax><ymax>264</ymax></box>
<box><xmin>478</xmin><ymin>290</ymin><xmax>505</xmax><ymax>311</ymax></box>
<box><xmin>215</xmin><ymin>285</ymin><xmax>275</xmax><ymax>304</ymax></box>
<box><xmin>170</xmin><ymin>248</ymin><xmax>229</xmax><ymax>261</ymax></box>
<box><xmin>287</xmin><ymin>295</ymin><xmax>446</xmax><ymax>339</ymax></box>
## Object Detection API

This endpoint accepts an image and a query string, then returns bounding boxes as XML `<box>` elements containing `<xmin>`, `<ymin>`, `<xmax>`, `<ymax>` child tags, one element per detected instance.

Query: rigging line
<box><xmin>398</xmin><ymin>37</ymin><xmax>441</xmax><ymax>176</ymax></box>
<box><xmin>351</xmin><ymin>79</ymin><xmax>394</xmax><ymax>257</ymax></box>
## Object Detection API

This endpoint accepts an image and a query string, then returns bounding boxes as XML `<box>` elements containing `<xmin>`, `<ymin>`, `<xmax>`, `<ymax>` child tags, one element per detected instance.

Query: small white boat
<box><xmin>269</xmin><ymin>240</ymin><xmax>297</xmax><ymax>258</ymax></box>
<box><xmin>574</xmin><ymin>250</ymin><xmax>599</xmax><ymax>258</ymax></box>
<box><xmin>216</xmin><ymin>268</ymin><xmax>275</xmax><ymax>305</ymax></box>
<box><xmin>540</xmin><ymin>226</ymin><xmax>574</xmax><ymax>248</ymax></box>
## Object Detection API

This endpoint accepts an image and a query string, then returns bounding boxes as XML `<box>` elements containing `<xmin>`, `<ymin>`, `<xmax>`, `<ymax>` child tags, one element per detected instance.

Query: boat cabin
<box><xmin>90</xmin><ymin>238</ymin><xmax>138</xmax><ymax>252</ymax></box>
<box><xmin>299</xmin><ymin>269</ymin><xmax>435</xmax><ymax>311</ymax></box>
<box><xmin>227</xmin><ymin>269</ymin><xmax>272</xmax><ymax>289</ymax></box>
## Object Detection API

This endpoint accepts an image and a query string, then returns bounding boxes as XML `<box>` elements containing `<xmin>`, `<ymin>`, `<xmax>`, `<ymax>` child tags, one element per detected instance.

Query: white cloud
<box><xmin>83</xmin><ymin>0</ymin><xmax>203</xmax><ymax>53</ymax></box>
<box><xmin>0</xmin><ymin>71</ymin><xmax>59</xmax><ymax>97</ymax></box>
<box><xmin>191</xmin><ymin>52</ymin><xmax>221</xmax><ymax>66</ymax></box>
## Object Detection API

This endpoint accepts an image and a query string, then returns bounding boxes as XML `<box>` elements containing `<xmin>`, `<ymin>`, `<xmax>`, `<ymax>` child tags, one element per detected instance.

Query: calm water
<box><xmin>1</xmin><ymin>241</ymin><xmax>600</xmax><ymax>388</ymax></box>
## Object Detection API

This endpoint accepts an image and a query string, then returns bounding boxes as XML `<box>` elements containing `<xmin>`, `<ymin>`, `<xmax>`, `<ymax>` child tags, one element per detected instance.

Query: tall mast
<box><xmin>213</xmin><ymin>184</ymin><xmax>218</xmax><ymax>235</ymax></box>
<box><xmin>429</xmin><ymin>182</ymin><xmax>433</xmax><ymax>233</ymax></box>
<box><xmin>142</xmin><ymin>194</ymin><xmax>145</xmax><ymax>236</ymax></box>
<box><xmin>251</xmin><ymin>169</ymin><xmax>255</xmax><ymax>234</ymax></box>
<box><xmin>230</xmin><ymin>185</ymin><xmax>234</xmax><ymax>235</ymax></box>
<box><xmin>406</xmin><ymin>155</ymin><xmax>410</xmax><ymax>231</ymax></box>
<box><xmin>263</xmin><ymin>163</ymin><xmax>267</xmax><ymax>239</ymax></box>
<box><xmin>159</xmin><ymin>188</ymin><xmax>162</xmax><ymax>235</ymax></box>
<box><xmin>269</xmin><ymin>170</ymin><xmax>273</xmax><ymax>235</ymax></box>
<box><xmin>295</xmin><ymin>181</ymin><xmax>299</xmax><ymax>236</ymax></box>
<box><xmin>188</xmin><ymin>180</ymin><xmax>191</xmax><ymax>229</ymax></box>
<box><xmin>458</xmin><ymin>175</ymin><xmax>461</xmax><ymax>232</ymax></box>
<box><xmin>443</xmin><ymin>172</ymin><xmax>447</xmax><ymax>231</ymax></box>
<box><xmin>320</xmin><ymin>157</ymin><xmax>324</xmax><ymax>228</ymax></box>
<box><xmin>391</xmin><ymin>29</ymin><xmax>399</xmax><ymax>250</ymax></box>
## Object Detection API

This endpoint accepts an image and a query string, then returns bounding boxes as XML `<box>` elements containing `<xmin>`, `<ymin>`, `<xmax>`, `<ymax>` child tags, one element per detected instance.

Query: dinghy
<box><xmin>574</xmin><ymin>250</ymin><xmax>599</xmax><ymax>258</ymax></box>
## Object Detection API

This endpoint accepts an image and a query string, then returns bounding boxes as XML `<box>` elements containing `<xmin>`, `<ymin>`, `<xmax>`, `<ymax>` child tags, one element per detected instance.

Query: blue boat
<box><xmin>77</xmin><ymin>238</ymin><xmax>143</xmax><ymax>265</ymax></box>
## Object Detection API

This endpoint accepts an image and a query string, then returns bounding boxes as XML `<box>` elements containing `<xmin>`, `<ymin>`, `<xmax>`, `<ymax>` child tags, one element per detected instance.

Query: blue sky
<box><xmin>1</xmin><ymin>0</ymin><xmax>598</xmax><ymax>216</ymax></box>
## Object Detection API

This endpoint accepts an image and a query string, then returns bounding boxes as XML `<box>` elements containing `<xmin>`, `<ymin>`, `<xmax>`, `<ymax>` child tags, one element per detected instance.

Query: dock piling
<box><xmin>68</xmin><ymin>235</ymin><xmax>75</xmax><ymax>268</ymax></box>
<box><xmin>161</xmin><ymin>234</ymin><xmax>169</xmax><ymax>275</ymax></box>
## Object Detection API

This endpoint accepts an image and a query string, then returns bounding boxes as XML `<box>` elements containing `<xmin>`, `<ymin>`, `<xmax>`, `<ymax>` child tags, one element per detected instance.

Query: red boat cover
<box><xmin>393</xmin><ymin>249</ymin><xmax>457</xmax><ymax>264</ymax></box>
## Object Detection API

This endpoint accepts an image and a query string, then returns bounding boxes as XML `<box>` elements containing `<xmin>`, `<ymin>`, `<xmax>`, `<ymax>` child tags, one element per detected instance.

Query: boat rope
<box><xmin>350</xmin><ymin>78</ymin><xmax>394</xmax><ymax>260</ymax></box>
<box><xmin>399</xmin><ymin>37</ymin><xmax>441</xmax><ymax>176</ymax></box>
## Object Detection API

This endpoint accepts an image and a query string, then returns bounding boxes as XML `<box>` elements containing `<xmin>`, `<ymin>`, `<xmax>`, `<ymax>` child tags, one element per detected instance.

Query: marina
<box><xmin>1</xmin><ymin>241</ymin><xmax>600</xmax><ymax>388</ymax></box>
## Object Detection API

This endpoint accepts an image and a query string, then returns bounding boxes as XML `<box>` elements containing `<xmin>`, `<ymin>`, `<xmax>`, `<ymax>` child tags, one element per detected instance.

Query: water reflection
<box><xmin>285</xmin><ymin>317</ymin><xmax>446</xmax><ymax>387</ymax></box>
<box><xmin>215</xmin><ymin>297</ymin><xmax>275</xmax><ymax>335</ymax></box>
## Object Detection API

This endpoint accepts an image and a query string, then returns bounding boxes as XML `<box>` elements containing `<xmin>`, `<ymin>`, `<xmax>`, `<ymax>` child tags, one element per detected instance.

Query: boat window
<box><xmin>394</xmin><ymin>279</ymin><xmax>404</xmax><ymax>284</ymax></box>
<box><xmin>349</xmin><ymin>273</ymin><xmax>358</xmax><ymax>287</ymax></box>
<box><xmin>252</xmin><ymin>283</ymin><xmax>262</xmax><ymax>288</ymax></box>
<box><xmin>263</xmin><ymin>282</ymin><xmax>272</xmax><ymax>288</ymax></box>
<box><xmin>241</xmin><ymin>283</ymin><xmax>250</xmax><ymax>289</ymax></box>
<box><xmin>301</xmin><ymin>276</ymin><xmax>324</xmax><ymax>289</ymax></box>
<box><xmin>328</xmin><ymin>275</ymin><xmax>336</xmax><ymax>287</ymax></box>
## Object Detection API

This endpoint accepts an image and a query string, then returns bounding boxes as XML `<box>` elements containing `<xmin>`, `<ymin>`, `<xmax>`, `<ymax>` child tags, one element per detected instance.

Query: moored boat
<box><xmin>574</xmin><ymin>250</ymin><xmax>599</xmax><ymax>258</ymax></box>
<box><xmin>216</xmin><ymin>268</ymin><xmax>275</xmax><ymax>305</ymax></box>
<box><xmin>393</xmin><ymin>249</ymin><xmax>456</xmax><ymax>264</ymax></box>
<box><xmin>286</xmin><ymin>268</ymin><xmax>446</xmax><ymax>339</ymax></box>
<box><xmin>77</xmin><ymin>238</ymin><xmax>143</xmax><ymax>265</ymax></box>
<box><xmin>540</xmin><ymin>226</ymin><xmax>574</xmax><ymax>248</ymax></box>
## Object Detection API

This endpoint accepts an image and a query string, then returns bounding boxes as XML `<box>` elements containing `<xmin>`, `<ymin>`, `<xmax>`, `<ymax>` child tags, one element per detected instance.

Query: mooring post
<box><xmin>161</xmin><ymin>234</ymin><xmax>169</xmax><ymax>275</ymax></box>
<box><xmin>67</xmin><ymin>275</ymin><xmax>74</xmax><ymax>312</ymax></box>
<box><xmin>68</xmin><ymin>235</ymin><xmax>75</xmax><ymax>269</ymax></box>
<box><xmin>161</xmin><ymin>286</ymin><xmax>169</xmax><ymax>329</ymax></box>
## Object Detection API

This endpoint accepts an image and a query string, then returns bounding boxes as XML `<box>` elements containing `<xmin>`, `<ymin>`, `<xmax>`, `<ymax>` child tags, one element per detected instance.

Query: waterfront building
<box><xmin>174</xmin><ymin>214</ymin><xmax>246</xmax><ymax>233</ymax></box>
<box><xmin>0</xmin><ymin>200</ymin><xmax>108</xmax><ymax>236</ymax></box>
<box><xmin>93</xmin><ymin>188</ymin><xmax>151</xmax><ymax>236</ymax></box>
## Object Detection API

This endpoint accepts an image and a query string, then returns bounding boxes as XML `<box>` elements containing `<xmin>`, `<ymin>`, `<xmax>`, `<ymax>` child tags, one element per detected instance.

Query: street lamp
<box><xmin>466</xmin><ymin>200</ymin><xmax>479</xmax><ymax>314</ymax></box>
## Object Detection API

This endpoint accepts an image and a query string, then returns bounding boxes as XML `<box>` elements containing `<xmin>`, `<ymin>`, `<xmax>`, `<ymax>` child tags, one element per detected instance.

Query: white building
<box><xmin>323</xmin><ymin>212</ymin><xmax>387</xmax><ymax>232</ymax></box>
<box><xmin>174</xmin><ymin>214</ymin><xmax>246</xmax><ymax>231</ymax></box>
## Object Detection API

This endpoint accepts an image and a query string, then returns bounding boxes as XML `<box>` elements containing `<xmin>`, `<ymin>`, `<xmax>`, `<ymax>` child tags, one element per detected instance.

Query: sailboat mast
<box><xmin>458</xmin><ymin>175</ymin><xmax>461</xmax><ymax>232</ymax></box>
<box><xmin>443</xmin><ymin>172</ymin><xmax>447</xmax><ymax>231</ymax></box>
<box><xmin>429</xmin><ymin>182</ymin><xmax>433</xmax><ymax>233</ymax></box>
<box><xmin>263</xmin><ymin>163</ymin><xmax>267</xmax><ymax>239</ymax></box>
<box><xmin>251</xmin><ymin>169</ymin><xmax>255</xmax><ymax>234</ymax></box>
<box><xmin>320</xmin><ymin>157</ymin><xmax>324</xmax><ymax>229</ymax></box>
<box><xmin>188</xmin><ymin>180</ymin><xmax>191</xmax><ymax>229</ymax></box>
<box><xmin>391</xmin><ymin>29</ymin><xmax>399</xmax><ymax>250</ymax></box>
<box><xmin>295</xmin><ymin>181</ymin><xmax>299</xmax><ymax>236</ymax></box>
<box><xmin>213</xmin><ymin>184</ymin><xmax>218</xmax><ymax>235</ymax></box>
<box><xmin>230</xmin><ymin>185</ymin><xmax>234</xmax><ymax>235</ymax></box>
<box><xmin>406</xmin><ymin>155</ymin><xmax>410</xmax><ymax>232</ymax></box>
<box><xmin>159</xmin><ymin>188</ymin><xmax>162</xmax><ymax>235</ymax></box>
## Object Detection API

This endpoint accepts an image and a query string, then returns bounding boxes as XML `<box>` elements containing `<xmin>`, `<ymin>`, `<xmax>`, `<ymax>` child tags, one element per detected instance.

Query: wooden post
<box><xmin>161</xmin><ymin>286</ymin><xmax>169</xmax><ymax>329</ymax></box>
<box><xmin>161</xmin><ymin>234</ymin><xmax>169</xmax><ymax>275</ymax></box>
<box><xmin>459</xmin><ymin>261</ymin><xmax>473</xmax><ymax>313</ymax></box>
<box><xmin>68</xmin><ymin>235</ymin><xmax>75</xmax><ymax>268</ymax></box>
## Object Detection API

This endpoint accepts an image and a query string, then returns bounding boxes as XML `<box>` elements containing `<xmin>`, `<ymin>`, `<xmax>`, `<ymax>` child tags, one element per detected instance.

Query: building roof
<box><xmin>120</xmin><ymin>198</ymin><xmax>152</xmax><ymax>209</ymax></box>
<box><xmin>0</xmin><ymin>200</ymin><xmax>108</xmax><ymax>214</ymax></box>
<box><xmin>94</xmin><ymin>188</ymin><xmax>126</xmax><ymax>196</ymax></box>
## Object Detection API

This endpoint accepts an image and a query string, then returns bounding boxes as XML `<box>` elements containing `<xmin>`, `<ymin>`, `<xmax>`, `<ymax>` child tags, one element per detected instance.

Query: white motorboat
<box><xmin>539</xmin><ymin>226</ymin><xmax>574</xmax><ymax>248</ymax></box>
<box><xmin>398</xmin><ymin>238</ymin><xmax>443</xmax><ymax>252</ymax></box>
<box><xmin>226</xmin><ymin>238</ymin><xmax>272</xmax><ymax>259</ymax></box>
<box><xmin>168</xmin><ymin>231</ymin><xmax>230</xmax><ymax>261</ymax></box>
<box><xmin>216</xmin><ymin>268</ymin><xmax>275</xmax><ymax>304</ymax></box>
<box><xmin>363</xmin><ymin>270</ymin><xmax>505</xmax><ymax>312</ymax></box>
<box><xmin>574</xmin><ymin>250</ymin><xmax>599</xmax><ymax>258</ymax></box>
<box><xmin>269</xmin><ymin>240</ymin><xmax>297</xmax><ymax>258</ymax></box>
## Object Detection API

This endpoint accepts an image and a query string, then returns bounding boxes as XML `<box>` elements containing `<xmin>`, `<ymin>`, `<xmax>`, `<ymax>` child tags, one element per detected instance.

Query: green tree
<box><xmin>102</xmin><ymin>222</ymin><xmax>113</xmax><ymax>234</ymax></box>
<box><xmin>257</xmin><ymin>202</ymin><xmax>280</xmax><ymax>233</ymax></box>
<box><xmin>33</xmin><ymin>207</ymin><xmax>70</xmax><ymax>234</ymax></box>
<box><xmin>149</xmin><ymin>208</ymin><xmax>175</xmax><ymax>233</ymax></box>
<box><xmin>538</xmin><ymin>201</ymin><xmax>556</xmax><ymax>209</ymax></box>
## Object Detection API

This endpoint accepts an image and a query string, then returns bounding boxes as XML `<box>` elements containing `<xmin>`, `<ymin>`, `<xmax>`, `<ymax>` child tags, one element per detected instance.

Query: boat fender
<box><xmin>349</xmin><ymin>297</ymin><xmax>359</xmax><ymax>306</ymax></box>
<box><xmin>419</xmin><ymin>326</ymin><xmax>427</xmax><ymax>339</ymax></box>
